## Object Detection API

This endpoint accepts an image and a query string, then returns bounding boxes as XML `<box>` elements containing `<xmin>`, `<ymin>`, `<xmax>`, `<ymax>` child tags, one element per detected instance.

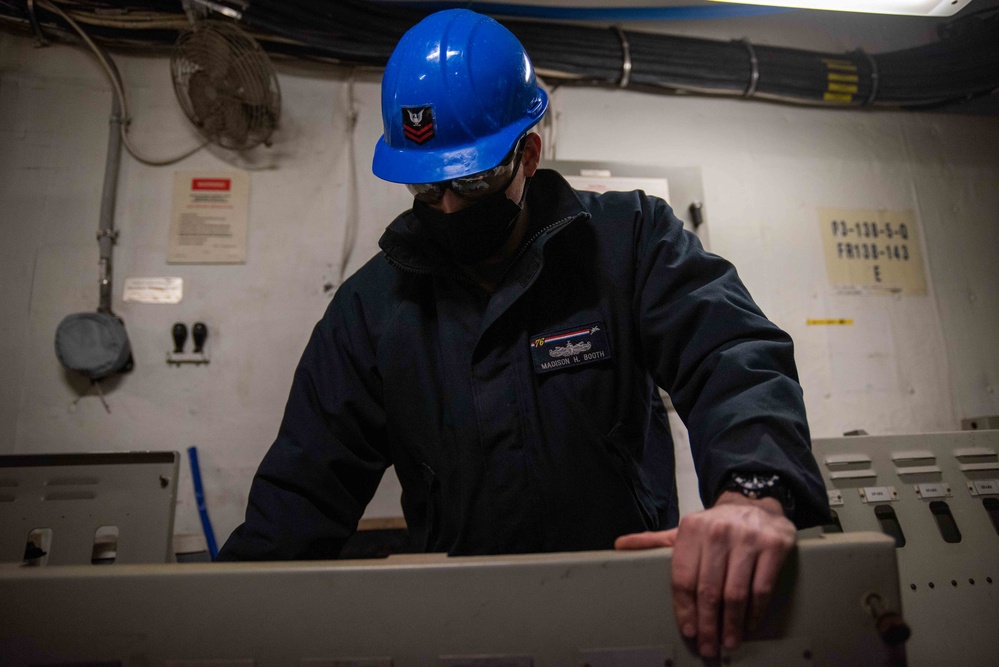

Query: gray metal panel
<box><xmin>962</xmin><ymin>415</ymin><xmax>999</xmax><ymax>431</ymax></box>
<box><xmin>538</xmin><ymin>160</ymin><xmax>708</xmax><ymax>247</ymax></box>
<box><xmin>811</xmin><ymin>431</ymin><xmax>999</xmax><ymax>667</ymax></box>
<box><xmin>0</xmin><ymin>451</ymin><xmax>179</xmax><ymax>564</ymax></box>
<box><xmin>0</xmin><ymin>533</ymin><xmax>902</xmax><ymax>666</ymax></box>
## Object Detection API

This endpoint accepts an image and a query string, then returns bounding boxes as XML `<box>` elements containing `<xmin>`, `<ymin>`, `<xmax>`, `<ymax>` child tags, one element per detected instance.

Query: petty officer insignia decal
<box><xmin>402</xmin><ymin>106</ymin><xmax>435</xmax><ymax>145</ymax></box>
<box><xmin>530</xmin><ymin>322</ymin><xmax>612</xmax><ymax>374</ymax></box>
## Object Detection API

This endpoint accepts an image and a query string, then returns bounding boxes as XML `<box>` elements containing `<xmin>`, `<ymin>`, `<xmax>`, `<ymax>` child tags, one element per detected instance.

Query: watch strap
<box><xmin>720</xmin><ymin>471</ymin><xmax>796</xmax><ymax>520</ymax></box>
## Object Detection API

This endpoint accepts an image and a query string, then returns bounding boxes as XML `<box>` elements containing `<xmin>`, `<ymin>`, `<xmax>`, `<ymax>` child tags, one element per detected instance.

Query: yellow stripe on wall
<box><xmin>807</xmin><ymin>319</ymin><xmax>855</xmax><ymax>326</ymax></box>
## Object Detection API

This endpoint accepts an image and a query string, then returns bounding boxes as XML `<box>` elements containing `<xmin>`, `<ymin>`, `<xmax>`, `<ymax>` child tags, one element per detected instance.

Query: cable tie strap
<box><xmin>740</xmin><ymin>39</ymin><xmax>760</xmax><ymax>98</ymax></box>
<box><xmin>857</xmin><ymin>48</ymin><xmax>879</xmax><ymax>106</ymax></box>
<box><xmin>613</xmin><ymin>25</ymin><xmax>632</xmax><ymax>89</ymax></box>
<box><xmin>97</xmin><ymin>228</ymin><xmax>120</xmax><ymax>242</ymax></box>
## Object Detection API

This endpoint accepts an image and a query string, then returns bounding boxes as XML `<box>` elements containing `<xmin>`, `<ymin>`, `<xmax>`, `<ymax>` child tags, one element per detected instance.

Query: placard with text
<box><xmin>819</xmin><ymin>207</ymin><xmax>926</xmax><ymax>296</ymax></box>
<box><xmin>168</xmin><ymin>171</ymin><xmax>249</xmax><ymax>264</ymax></box>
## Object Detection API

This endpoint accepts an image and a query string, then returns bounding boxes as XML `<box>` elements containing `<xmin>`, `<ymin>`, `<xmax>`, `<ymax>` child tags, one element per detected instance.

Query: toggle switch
<box><xmin>192</xmin><ymin>322</ymin><xmax>208</xmax><ymax>354</ymax></box>
<box><xmin>172</xmin><ymin>323</ymin><xmax>188</xmax><ymax>353</ymax></box>
<box><xmin>167</xmin><ymin>322</ymin><xmax>210</xmax><ymax>366</ymax></box>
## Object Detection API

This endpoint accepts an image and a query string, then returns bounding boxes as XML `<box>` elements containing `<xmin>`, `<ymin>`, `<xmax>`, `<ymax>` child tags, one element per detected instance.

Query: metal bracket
<box><xmin>739</xmin><ymin>38</ymin><xmax>760</xmax><ymax>98</ymax></box>
<box><xmin>857</xmin><ymin>48</ymin><xmax>880</xmax><ymax>106</ymax></box>
<box><xmin>612</xmin><ymin>25</ymin><xmax>632</xmax><ymax>89</ymax></box>
<box><xmin>167</xmin><ymin>352</ymin><xmax>210</xmax><ymax>366</ymax></box>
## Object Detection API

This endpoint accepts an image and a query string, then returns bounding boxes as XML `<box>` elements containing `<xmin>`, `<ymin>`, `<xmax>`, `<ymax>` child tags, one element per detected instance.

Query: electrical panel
<box><xmin>0</xmin><ymin>533</ymin><xmax>903</xmax><ymax>666</ymax></box>
<box><xmin>0</xmin><ymin>452</ymin><xmax>179</xmax><ymax>565</ymax></box>
<box><xmin>811</xmin><ymin>431</ymin><xmax>999</xmax><ymax>667</ymax></box>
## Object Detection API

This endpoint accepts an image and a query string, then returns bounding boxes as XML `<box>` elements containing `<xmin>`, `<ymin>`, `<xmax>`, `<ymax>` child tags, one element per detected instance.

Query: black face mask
<box><xmin>413</xmin><ymin>171</ymin><xmax>530</xmax><ymax>266</ymax></box>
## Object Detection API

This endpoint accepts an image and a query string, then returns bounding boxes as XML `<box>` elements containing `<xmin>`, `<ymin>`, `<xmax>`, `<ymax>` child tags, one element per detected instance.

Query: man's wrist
<box><xmin>718</xmin><ymin>472</ymin><xmax>796</xmax><ymax>521</ymax></box>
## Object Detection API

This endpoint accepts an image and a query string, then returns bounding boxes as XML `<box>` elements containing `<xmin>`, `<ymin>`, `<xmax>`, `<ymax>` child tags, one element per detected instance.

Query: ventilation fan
<box><xmin>171</xmin><ymin>20</ymin><xmax>281</xmax><ymax>150</ymax></box>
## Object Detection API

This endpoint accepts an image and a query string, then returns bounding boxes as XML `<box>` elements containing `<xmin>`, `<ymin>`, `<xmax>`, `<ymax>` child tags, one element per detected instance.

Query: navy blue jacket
<box><xmin>218</xmin><ymin>169</ymin><xmax>828</xmax><ymax>561</ymax></box>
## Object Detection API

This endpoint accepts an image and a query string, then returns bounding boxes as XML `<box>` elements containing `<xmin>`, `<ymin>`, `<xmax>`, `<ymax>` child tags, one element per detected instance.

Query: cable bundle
<box><xmin>2</xmin><ymin>0</ymin><xmax>997</xmax><ymax>111</ymax></box>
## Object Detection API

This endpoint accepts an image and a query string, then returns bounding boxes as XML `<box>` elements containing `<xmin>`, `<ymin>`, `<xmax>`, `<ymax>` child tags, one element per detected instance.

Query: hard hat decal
<box><xmin>402</xmin><ymin>106</ymin><xmax>435</xmax><ymax>145</ymax></box>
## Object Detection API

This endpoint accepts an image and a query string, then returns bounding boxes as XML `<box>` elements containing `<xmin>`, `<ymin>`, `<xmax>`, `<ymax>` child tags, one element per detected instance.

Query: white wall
<box><xmin>2</xmin><ymin>14</ymin><xmax>997</xmax><ymax>544</ymax></box>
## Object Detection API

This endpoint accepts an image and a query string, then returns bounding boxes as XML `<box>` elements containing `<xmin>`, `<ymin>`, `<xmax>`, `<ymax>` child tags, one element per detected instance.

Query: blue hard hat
<box><xmin>372</xmin><ymin>9</ymin><xmax>548</xmax><ymax>184</ymax></box>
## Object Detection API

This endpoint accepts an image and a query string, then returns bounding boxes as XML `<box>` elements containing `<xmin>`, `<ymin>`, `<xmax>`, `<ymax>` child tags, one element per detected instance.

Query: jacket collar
<box><xmin>378</xmin><ymin>169</ymin><xmax>589</xmax><ymax>279</ymax></box>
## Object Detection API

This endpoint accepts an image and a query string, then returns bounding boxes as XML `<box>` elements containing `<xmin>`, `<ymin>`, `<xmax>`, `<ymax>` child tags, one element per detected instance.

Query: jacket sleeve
<box><xmin>634</xmin><ymin>196</ymin><xmax>829</xmax><ymax>528</ymax></box>
<box><xmin>217</xmin><ymin>285</ymin><xmax>390</xmax><ymax>561</ymax></box>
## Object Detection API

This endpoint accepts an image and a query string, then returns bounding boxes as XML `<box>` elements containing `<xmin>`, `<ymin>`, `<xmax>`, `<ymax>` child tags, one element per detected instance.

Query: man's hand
<box><xmin>614</xmin><ymin>492</ymin><xmax>796</xmax><ymax>659</ymax></box>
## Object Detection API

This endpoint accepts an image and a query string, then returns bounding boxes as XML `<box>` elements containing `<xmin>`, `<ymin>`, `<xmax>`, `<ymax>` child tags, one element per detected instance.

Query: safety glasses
<box><xmin>407</xmin><ymin>137</ymin><xmax>525</xmax><ymax>204</ymax></box>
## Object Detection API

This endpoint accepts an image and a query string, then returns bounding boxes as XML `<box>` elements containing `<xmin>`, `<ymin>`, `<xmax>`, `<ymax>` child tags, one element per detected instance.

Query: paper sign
<box><xmin>819</xmin><ymin>208</ymin><xmax>927</xmax><ymax>296</ymax></box>
<box><xmin>168</xmin><ymin>171</ymin><xmax>249</xmax><ymax>264</ymax></box>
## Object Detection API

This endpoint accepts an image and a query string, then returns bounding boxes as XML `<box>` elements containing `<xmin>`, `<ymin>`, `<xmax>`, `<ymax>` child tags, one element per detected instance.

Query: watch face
<box><xmin>734</xmin><ymin>473</ymin><xmax>778</xmax><ymax>492</ymax></box>
<box><xmin>726</xmin><ymin>473</ymin><xmax>795</xmax><ymax>520</ymax></box>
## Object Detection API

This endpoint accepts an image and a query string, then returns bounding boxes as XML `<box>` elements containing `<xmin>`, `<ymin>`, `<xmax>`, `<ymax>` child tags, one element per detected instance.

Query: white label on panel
<box><xmin>969</xmin><ymin>479</ymin><xmax>999</xmax><ymax>496</ymax></box>
<box><xmin>860</xmin><ymin>486</ymin><xmax>896</xmax><ymax>503</ymax></box>
<box><xmin>827</xmin><ymin>489</ymin><xmax>844</xmax><ymax>506</ymax></box>
<box><xmin>123</xmin><ymin>277</ymin><xmax>183</xmax><ymax>304</ymax></box>
<box><xmin>914</xmin><ymin>483</ymin><xmax>950</xmax><ymax>499</ymax></box>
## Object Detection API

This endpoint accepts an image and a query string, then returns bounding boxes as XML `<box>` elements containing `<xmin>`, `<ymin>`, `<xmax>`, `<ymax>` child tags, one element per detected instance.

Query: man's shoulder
<box><xmin>337</xmin><ymin>251</ymin><xmax>401</xmax><ymax>299</ymax></box>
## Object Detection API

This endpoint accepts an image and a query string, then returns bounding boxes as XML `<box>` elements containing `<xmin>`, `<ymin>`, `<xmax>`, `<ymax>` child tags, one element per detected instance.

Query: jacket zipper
<box><xmin>505</xmin><ymin>214</ymin><xmax>579</xmax><ymax>274</ymax></box>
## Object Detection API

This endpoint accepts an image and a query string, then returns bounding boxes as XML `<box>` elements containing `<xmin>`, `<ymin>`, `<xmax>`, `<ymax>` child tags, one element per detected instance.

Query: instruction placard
<box><xmin>168</xmin><ymin>171</ymin><xmax>249</xmax><ymax>264</ymax></box>
<box><xmin>819</xmin><ymin>208</ymin><xmax>926</xmax><ymax>296</ymax></box>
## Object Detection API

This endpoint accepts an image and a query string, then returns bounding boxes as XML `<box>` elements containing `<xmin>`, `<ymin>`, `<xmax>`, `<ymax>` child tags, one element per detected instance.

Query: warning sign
<box><xmin>168</xmin><ymin>171</ymin><xmax>249</xmax><ymax>264</ymax></box>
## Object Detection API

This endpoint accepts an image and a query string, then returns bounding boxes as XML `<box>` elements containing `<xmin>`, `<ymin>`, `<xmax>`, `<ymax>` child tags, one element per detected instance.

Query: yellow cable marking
<box><xmin>822</xmin><ymin>59</ymin><xmax>857</xmax><ymax>72</ymax></box>
<box><xmin>827</xmin><ymin>82</ymin><xmax>859</xmax><ymax>94</ymax></box>
<box><xmin>807</xmin><ymin>319</ymin><xmax>855</xmax><ymax>326</ymax></box>
<box><xmin>823</xmin><ymin>59</ymin><xmax>859</xmax><ymax>102</ymax></box>
<box><xmin>828</xmin><ymin>72</ymin><xmax>859</xmax><ymax>83</ymax></box>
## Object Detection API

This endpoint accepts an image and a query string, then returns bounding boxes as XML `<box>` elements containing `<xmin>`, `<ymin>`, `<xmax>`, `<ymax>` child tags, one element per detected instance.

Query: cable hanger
<box><xmin>856</xmin><ymin>48</ymin><xmax>880</xmax><ymax>106</ymax></box>
<box><xmin>612</xmin><ymin>25</ymin><xmax>632</xmax><ymax>89</ymax></box>
<box><xmin>739</xmin><ymin>38</ymin><xmax>760</xmax><ymax>98</ymax></box>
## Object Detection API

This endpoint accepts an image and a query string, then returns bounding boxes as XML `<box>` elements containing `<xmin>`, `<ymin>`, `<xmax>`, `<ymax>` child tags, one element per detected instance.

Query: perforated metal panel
<box><xmin>811</xmin><ymin>431</ymin><xmax>999</xmax><ymax>667</ymax></box>
<box><xmin>0</xmin><ymin>452</ymin><xmax>179</xmax><ymax>565</ymax></box>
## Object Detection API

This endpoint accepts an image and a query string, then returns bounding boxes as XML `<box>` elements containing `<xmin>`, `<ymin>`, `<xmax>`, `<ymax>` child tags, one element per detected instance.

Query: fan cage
<box><xmin>171</xmin><ymin>20</ymin><xmax>281</xmax><ymax>150</ymax></box>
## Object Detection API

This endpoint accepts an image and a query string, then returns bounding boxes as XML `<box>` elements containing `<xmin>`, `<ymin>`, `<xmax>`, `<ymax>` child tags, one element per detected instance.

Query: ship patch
<box><xmin>530</xmin><ymin>322</ymin><xmax>612</xmax><ymax>374</ymax></box>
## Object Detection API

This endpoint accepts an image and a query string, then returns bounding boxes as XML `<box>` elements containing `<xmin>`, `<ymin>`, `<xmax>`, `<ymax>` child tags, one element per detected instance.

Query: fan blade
<box><xmin>226</xmin><ymin>51</ymin><xmax>271</xmax><ymax>106</ymax></box>
<box><xmin>188</xmin><ymin>70</ymin><xmax>219</xmax><ymax>123</ymax></box>
<box><xmin>219</xmin><ymin>98</ymin><xmax>249</xmax><ymax>148</ymax></box>
<box><xmin>187</xmin><ymin>26</ymin><xmax>233</xmax><ymax>80</ymax></box>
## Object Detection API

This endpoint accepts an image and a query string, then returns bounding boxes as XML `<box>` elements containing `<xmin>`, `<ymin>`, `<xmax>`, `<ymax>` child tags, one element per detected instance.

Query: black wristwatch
<box><xmin>719</xmin><ymin>472</ymin><xmax>796</xmax><ymax>520</ymax></box>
